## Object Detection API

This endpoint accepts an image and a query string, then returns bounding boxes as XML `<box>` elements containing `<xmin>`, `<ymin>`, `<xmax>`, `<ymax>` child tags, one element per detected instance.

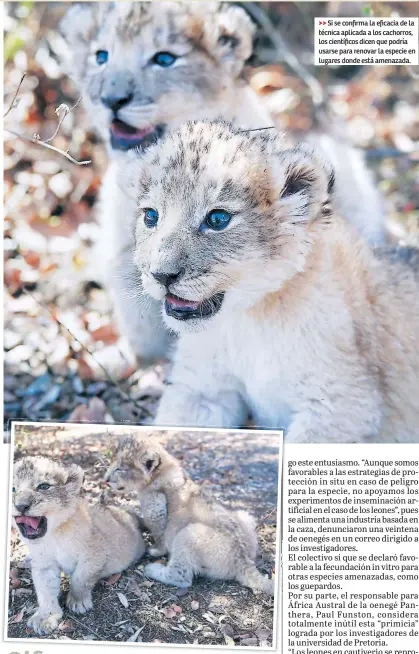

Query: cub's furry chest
<box><xmin>199</xmin><ymin>295</ymin><xmax>355</xmax><ymax>427</ymax></box>
<box><xmin>54</xmin><ymin>541</ymin><xmax>79</xmax><ymax>575</ymax></box>
<box><xmin>28</xmin><ymin>506</ymin><xmax>94</xmax><ymax>575</ymax></box>
<box><xmin>229</xmin><ymin>328</ymin><xmax>298</xmax><ymax>429</ymax></box>
<box><xmin>30</xmin><ymin>533</ymin><xmax>79</xmax><ymax>575</ymax></box>
<box><xmin>225</xmin><ymin>311</ymin><xmax>315</xmax><ymax>421</ymax></box>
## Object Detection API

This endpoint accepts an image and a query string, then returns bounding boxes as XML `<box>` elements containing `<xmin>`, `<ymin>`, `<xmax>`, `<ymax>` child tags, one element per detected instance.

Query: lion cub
<box><xmin>105</xmin><ymin>436</ymin><xmax>275</xmax><ymax>595</ymax></box>
<box><xmin>12</xmin><ymin>456</ymin><xmax>145</xmax><ymax>635</ymax></box>
<box><xmin>123</xmin><ymin>121</ymin><xmax>419</xmax><ymax>443</ymax></box>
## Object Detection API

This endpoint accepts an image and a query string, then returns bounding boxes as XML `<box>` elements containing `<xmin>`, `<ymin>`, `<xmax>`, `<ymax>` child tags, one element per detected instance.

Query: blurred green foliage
<box><xmin>4</xmin><ymin>1</ymin><xmax>34</xmax><ymax>62</ymax></box>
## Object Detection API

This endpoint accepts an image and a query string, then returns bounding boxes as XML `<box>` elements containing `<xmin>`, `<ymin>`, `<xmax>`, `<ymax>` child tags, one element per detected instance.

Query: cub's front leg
<box><xmin>156</xmin><ymin>381</ymin><xmax>246</xmax><ymax>428</ymax></box>
<box><xmin>141</xmin><ymin>492</ymin><xmax>168</xmax><ymax>556</ymax></box>
<box><xmin>27</xmin><ymin>563</ymin><xmax>63</xmax><ymax>635</ymax></box>
<box><xmin>109</xmin><ymin>253</ymin><xmax>173</xmax><ymax>362</ymax></box>
<box><xmin>97</xmin><ymin>168</ymin><xmax>173</xmax><ymax>363</ymax></box>
<box><xmin>155</xmin><ymin>341</ymin><xmax>246</xmax><ymax>428</ymax></box>
<box><xmin>66</xmin><ymin>561</ymin><xmax>103</xmax><ymax>614</ymax></box>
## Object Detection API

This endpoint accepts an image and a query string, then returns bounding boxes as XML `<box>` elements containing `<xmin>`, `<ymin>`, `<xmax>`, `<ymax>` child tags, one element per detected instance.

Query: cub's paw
<box><xmin>144</xmin><ymin>562</ymin><xmax>167</xmax><ymax>582</ymax></box>
<box><xmin>27</xmin><ymin>609</ymin><xmax>63</xmax><ymax>635</ymax></box>
<box><xmin>66</xmin><ymin>591</ymin><xmax>93</xmax><ymax>614</ymax></box>
<box><xmin>147</xmin><ymin>546</ymin><xmax>167</xmax><ymax>558</ymax></box>
<box><xmin>144</xmin><ymin>562</ymin><xmax>191</xmax><ymax>588</ymax></box>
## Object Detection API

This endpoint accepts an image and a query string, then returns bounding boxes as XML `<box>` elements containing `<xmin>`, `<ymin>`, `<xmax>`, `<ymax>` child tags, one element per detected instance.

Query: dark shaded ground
<box><xmin>3</xmin><ymin>2</ymin><xmax>419</xmax><ymax>434</ymax></box>
<box><xmin>7</xmin><ymin>425</ymin><xmax>280</xmax><ymax>646</ymax></box>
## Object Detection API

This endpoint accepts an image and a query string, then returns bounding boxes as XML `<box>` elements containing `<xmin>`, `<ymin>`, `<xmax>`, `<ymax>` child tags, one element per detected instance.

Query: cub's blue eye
<box><xmin>37</xmin><ymin>483</ymin><xmax>51</xmax><ymax>491</ymax></box>
<box><xmin>12</xmin><ymin>487</ymin><xmax>16</xmax><ymax>493</ymax></box>
<box><xmin>203</xmin><ymin>209</ymin><xmax>233</xmax><ymax>232</ymax></box>
<box><xmin>144</xmin><ymin>208</ymin><xmax>159</xmax><ymax>228</ymax></box>
<box><xmin>95</xmin><ymin>50</ymin><xmax>109</xmax><ymax>65</ymax></box>
<box><xmin>152</xmin><ymin>51</ymin><xmax>177</xmax><ymax>67</ymax></box>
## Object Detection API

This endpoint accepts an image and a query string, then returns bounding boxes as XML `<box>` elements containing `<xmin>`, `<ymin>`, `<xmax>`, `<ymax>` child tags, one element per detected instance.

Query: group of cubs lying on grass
<box><xmin>57</xmin><ymin>1</ymin><xmax>419</xmax><ymax>442</ymax></box>
<box><xmin>12</xmin><ymin>436</ymin><xmax>275</xmax><ymax>636</ymax></box>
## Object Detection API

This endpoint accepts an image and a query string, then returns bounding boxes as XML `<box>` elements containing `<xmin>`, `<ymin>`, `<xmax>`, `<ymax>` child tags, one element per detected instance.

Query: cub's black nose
<box><xmin>152</xmin><ymin>270</ymin><xmax>184</xmax><ymax>287</ymax></box>
<box><xmin>101</xmin><ymin>93</ymin><xmax>133</xmax><ymax>112</ymax></box>
<box><xmin>15</xmin><ymin>503</ymin><xmax>30</xmax><ymax>515</ymax></box>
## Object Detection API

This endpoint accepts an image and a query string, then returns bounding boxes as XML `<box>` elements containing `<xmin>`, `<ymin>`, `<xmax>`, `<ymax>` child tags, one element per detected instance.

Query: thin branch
<box><xmin>3</xmin><ymin>72</ymin><xmax>26</xmax><ymax>118</ymax></box>
<box><xmin>43</xmin><ymin>96</ymin><xmax>83</xmax><ymax>143</ymax></box>
<box><xmin>4</xmin><ymin>72</ymin><xmax>91</xmax><ymax>165</ymax></box>
<box><xmin>257</xmin><ymin>507</ymin><xmax>277</xmax><ymax>528</ymax></box>
<box><xmin>21</xmin><ymin>286</ymin><xmax>153</xmax><ymax>418</ymax></box>
<box><xmin>69</xmin><ymin>615</ymin><xmax>103</xmax><ymax>640</ymax></box>
<box><xmin>239</xmin><ymin>126</ymin><xmax>277</xmax><ymax>133</ymax></box>
<box><xmin>245</xmin><ymin>2</ymin><xmax>325</xmax><ymax>109</ymax></box>
<box><xmin>4</xmin><ymin>127</ymin><xmax>91</xmax><ymax>166</ymax></box>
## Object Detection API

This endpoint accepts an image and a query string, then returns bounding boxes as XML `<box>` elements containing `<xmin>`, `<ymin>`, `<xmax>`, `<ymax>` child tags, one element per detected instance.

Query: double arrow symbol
<box><xmin>318</xmin><ymin>20</ymin><xmax>327</xmax><ymax>25</ymax></box>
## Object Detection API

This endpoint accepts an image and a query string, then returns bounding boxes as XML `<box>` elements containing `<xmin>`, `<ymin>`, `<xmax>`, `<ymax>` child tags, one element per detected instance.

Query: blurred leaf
<box><xmin>91</xmin><ymin>324</ymin><xmax>119</xmax><ymax>345</ymax></box>
<box><xmin>175</xmin><ymin>587</ymin><xmax>189</xmax><ymax>597</ymax></box>
<box><xmin>12</xmin><ymin>610</ymin><xmax>24</xmax><ymax>623</ymax></box>
<box><xmin>117</xmin><ymin>592</ymin><xmax>129</xmax><ymax>608</ymax></box>
<box><xmin>161</xmin><ymin>606</ymin><xmax>176</xmax><ymax>619</ymax></box>
<box><xmin>127</xmin><ymin>628</ymin><xmax>142</xmax><ymax>642</ymax></box>
<box><xmin>4</xmin><ymin>32</ymin><xmax>25</xmax><ymax>63</ymax></box>
<box><xmin>21</xmin><ymin>373</ymin><xmax>51</xmax><ymax>397</ymax></box>
<box><xmin>106</xmin><ymin>573</ymin><xmax>121</xmax><ymax>585</ymax></box>
<box><xmin>68</xmin><ymin>397</ymin><xmax>107</xmax><ymax>422</ymax></box>
<box><xmin>171</xmin><ymin>604</ymin><xmax>182</xmax><ymax>614</ymax></box>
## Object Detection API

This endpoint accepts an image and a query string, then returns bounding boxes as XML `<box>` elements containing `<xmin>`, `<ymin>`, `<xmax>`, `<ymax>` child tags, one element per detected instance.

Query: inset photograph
<box><xmin>6</xmin><ymin>422</ymin><xmax>281</xmax><ymax>647</ymax></box>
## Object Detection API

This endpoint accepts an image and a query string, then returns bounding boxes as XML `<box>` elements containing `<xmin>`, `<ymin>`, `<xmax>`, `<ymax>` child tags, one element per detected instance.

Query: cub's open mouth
<box><xmin>104</xmin><ymin>480</ymin><xmax>125</xmax><ymax>492</ymax></box>
<box><xmin>15</xmin><ymin>515</ymin><xmax>47</xmax><ymax>540</ymax></box>
<box><xmin>165</xmin><ymin>293</ymin><xmax>224</xmax><ymax>321</ymax></box>
<box><xmin>109</xmin><ymin>120</ymin><xmax>165</xmax><ymax>151</ymax></box>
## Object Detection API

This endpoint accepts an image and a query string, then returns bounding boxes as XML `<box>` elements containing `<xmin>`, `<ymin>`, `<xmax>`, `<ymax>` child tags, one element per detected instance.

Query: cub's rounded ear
<box><xmin>59</xmin><ymin>3</ymin><xmax>110</xmax><ymax>80</ymax></box>
<box><xmin>274</xmin><ymin>145</ymin><xmax>334</xmax><ymax>223</ymax></box>
<box><xmin>59</xmin><ymin>4</ymin><xmax>98</xmax><ymax>47</ymax></box>
<box><xmin>296</xmin><ymin>141</ymin><xmax>335</xmax><ymax>196</ymax></box>
<box><xmin>144</xmin><ymin>453</ymin><xmax>161</xmax><ymax>474</ymax></box>
<box><xmin>65</xmin><ymin>464</ymin><xmax>84</xmax><ymax>493</ymax></box>
<box><xmin>113</xmin><ymin>1</ymin><xmax>151</xmax><ymax>24</ymax></box>
<box><xmin>202</xmin><ymin>5</ymin><xmax>256</xmax><ymax>77</ymax></box>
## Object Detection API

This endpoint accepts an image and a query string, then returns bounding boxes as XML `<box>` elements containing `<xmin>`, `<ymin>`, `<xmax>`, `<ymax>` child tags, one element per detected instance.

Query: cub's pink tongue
<box><xmin>15</xmin><ymin>516</ymin><xmax>41</xmax><ymax>529</ymax></box>
<box><xmin>111</xmin><ymin>122</ymin><xmax>155</xmax><ymax>139</ymax></box>
<box><xmin>167</xmin><ymin>295</ymin><xmax>200</xmax><ymax>309</ymax></box>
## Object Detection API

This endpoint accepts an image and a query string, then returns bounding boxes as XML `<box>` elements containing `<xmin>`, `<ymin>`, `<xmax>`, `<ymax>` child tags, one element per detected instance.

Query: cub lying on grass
<box><xmin>12</xmin><ymin>456</ymin><xmax>145</xmax><ymax>635</ymax></box>
<box><xmin>105</xmin><ymin>436</ymin><xmax>275</xmax><ymax>595</ymax></box>
<box><xmin>122</xmin><ymin>120</ymin><xmax>419</xmax><ymax>443</ymax></box>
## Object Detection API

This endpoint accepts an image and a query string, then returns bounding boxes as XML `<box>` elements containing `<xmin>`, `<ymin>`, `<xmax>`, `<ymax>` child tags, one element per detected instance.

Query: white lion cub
<box><xmin>12</xmin><ymin>456</ymin><xmax>145</xmax><ymax>635</ymax></box>
<box><xmin>122</xmin><ymin>121</ymin><xmax>419</xmax><ymax>443</ymax></box>
<box><xmin>105</xmin><ymin>435</ymin><xmax>275</xmax><ymax>595</ymax></box>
